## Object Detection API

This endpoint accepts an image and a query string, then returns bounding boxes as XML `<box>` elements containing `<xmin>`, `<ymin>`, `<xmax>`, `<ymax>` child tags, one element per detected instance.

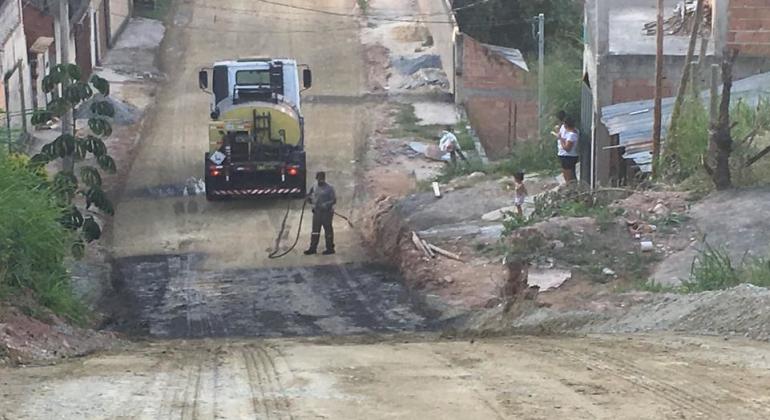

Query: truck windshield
<box><xmin>235</xmin><ymin>70</ymin><xmax>271</xmax><ymax>85</ymax></box>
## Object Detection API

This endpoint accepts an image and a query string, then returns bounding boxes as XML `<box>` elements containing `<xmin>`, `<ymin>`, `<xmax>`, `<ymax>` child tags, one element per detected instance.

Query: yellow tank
<box><xmin>208</xmin><ymin>102</ymin><xmax>302</xmax><ymax>152</ymax></box>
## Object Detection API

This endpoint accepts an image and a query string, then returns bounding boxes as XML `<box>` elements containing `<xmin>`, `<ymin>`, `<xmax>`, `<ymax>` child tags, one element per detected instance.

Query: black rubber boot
<box><xmin>304</xmin><ymin>249</ymin><xmax>317</xmax><ymax>255</ymax></box>
<box><xmin>322</xmin><ymin>249</ymin><xmax>335</xmax><ymax>255</ymax></box>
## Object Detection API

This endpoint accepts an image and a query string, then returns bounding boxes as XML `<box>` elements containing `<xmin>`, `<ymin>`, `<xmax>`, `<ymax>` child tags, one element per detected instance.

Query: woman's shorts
<box><xmin>559</xmin><ymin>155</ymin><xmax>579</xmax><ymax>171</ymax></box>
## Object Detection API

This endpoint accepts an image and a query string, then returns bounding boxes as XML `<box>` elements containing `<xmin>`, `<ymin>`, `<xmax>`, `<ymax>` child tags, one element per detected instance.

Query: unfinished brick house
<box><xmin>583</xmin><ymin>0</ymin><xmax>770</xmax><ymax>186</ymax></box>
<box><xmin>455</xmin><ymin>33</ymin><xmax>537</xmax><ymax>159</ymax></box>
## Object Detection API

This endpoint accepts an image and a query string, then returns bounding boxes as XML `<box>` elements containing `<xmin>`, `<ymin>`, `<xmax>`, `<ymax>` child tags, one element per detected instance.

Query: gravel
<box><xmin>508</xmin><ymin>284</ymin><xmax>770</xmax><ymax>341</ymax></box>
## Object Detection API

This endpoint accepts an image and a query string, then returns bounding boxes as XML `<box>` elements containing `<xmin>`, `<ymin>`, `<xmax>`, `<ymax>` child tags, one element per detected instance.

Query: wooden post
<box><xmin>709</xmin><ymin>64</ymin><xmax>719</xmax><ymax>124</ymax></box>
<box><xmin>652</xmin><ymin>0</ymin><xmax>665</xmax><ymax>178</ymax></box>
<box><xmin>669</xmin><ymin>0</ymin><xmax>704</xmax><ymax>138</ymax></box>
<box><xmin>507</xmin><ymin>100</ymin><xmax>512</xmax><ymax>152</ymax></box>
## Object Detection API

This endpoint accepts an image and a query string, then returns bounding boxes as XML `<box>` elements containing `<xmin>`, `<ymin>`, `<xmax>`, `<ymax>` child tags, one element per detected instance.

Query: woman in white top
<box><xmin>557</xmin><ymin>116</ymin><xmax>579</xmax><ymax>182</ymax></box>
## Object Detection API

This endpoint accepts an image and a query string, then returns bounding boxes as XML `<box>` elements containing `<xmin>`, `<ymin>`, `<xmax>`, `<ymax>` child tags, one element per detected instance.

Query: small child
<box><xmin>513</xmin><ymin>171</ymin><xmax>527</xmax><ymax>217</ymax></box>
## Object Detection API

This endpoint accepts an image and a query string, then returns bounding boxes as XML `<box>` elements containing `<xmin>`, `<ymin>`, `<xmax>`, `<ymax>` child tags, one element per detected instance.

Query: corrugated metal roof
<box><xmin>600</xmin><ymin>71</ymin><xmax>770</xmax><ymax>172</ymax></box>
<box><xmin>481</xmin><ymin>43</ymin><xmax>529</xmax><ymax>72</ymax></box>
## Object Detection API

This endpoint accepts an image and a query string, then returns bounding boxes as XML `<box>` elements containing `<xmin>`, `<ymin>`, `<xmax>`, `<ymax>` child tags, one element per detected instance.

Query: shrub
<box><xmin>662</xmin><ymin>97</ymin><xmax>710</xmax><ymax>181</ymax></box>
<box><xmin>0</xmin><ymin>154</ymin><xmax>83</xmax><ymax>320</ymax></box>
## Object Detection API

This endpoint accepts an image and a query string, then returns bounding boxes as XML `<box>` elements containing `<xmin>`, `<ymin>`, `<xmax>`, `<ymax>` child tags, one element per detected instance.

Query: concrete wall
<box><xmin>416</xmin><ymin>0</ymin><xmax>457</xmax><ymax>94</ymax></box>
<box><xmin>457</xmin><ymin>34</ymin><xmax>537</xmax><ymax>159</ymax></box>
<box><xmin>728</xmin><ymin>0</ymin><xmax>770</xmax><ymax>56</ymax></box>
<box><xmin>0</xmin><ymin>0</ymin><xmax>32</xmax><ymax>129</ymax></box>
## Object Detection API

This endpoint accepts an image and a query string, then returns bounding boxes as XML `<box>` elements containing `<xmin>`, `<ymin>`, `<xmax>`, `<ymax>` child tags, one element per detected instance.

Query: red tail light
<box><xmin>210</xmin><ymin>169</ymin><xmax>221</xmax><ymax>177</ymax></box>
<box><xmin>287</xmin><ymin>167</ymin><xmax>299</xmax><ymax>176</ymax></box>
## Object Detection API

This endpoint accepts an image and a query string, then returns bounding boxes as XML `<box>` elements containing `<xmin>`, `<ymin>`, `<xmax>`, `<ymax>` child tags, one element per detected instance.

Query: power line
<box><xmin>192</xmin><ymin>0</ymin><xmax>467</xmax><ymax>24</ymax></box>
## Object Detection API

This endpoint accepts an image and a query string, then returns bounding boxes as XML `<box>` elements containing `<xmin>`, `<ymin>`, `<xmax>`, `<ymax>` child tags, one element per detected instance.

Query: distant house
<box><xmin>0</xmin><ymin>0</ymin><xmax>32</xmax><ymax>130</ymax></box>
<box><xmin>455</xmin><ymin>34</ymin><xmax>537</xmax><ymax>159</ymax></box>
<box><xmin>583</xmin><ymin>0</ymin><xmax>770</xmax><ymax>187</ymax></box>
<box><xmin>2</xmin><ymin>0</ymin><xmax>133</xmax><ymax>137</ymax></box>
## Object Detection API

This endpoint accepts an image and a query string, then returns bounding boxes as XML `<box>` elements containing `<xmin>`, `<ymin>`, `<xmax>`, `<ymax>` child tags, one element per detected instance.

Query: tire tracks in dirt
<box><xmin>242</xmin><ymin>344</ymin><xmax>294</xmax><ymax>420</ymax></box>
<box><xmin>550</xmin><ymin>342</ymin><xmax>756</xmax><ymax>419</ymax></box>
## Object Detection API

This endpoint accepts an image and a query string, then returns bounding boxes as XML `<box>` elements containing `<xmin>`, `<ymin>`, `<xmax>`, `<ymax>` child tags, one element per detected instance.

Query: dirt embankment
<box><xmin>0</xmin><ymin>303</ymin><xmax>123</xmax><ymax>366</ymax></box>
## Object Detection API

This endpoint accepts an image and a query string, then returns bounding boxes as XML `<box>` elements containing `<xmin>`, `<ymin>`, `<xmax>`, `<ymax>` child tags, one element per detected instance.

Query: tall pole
<box><xmin>538</xmin><ymin>13</ymin><xmax>545</xmax><ymax>138</ymax></box>
<box><xmin>58</xmin><ymin>0</ymin><xmax>74</xmax><ymax>171</ymax></box>
<box><xmin>652</xmin><ymin>0</ymin><xmax>664</xmax><ymax>179</ymax></box>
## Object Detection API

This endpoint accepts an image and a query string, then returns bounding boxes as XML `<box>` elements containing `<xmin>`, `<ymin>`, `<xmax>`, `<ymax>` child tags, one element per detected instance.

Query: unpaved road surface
<box><xmin>103</xmin><ymin>0</ymin><xmax>437</xmax><ymax>337</ymax></box>
<box><xmin>5</xmin><ymin>1</ymin><xmax>770</xmax><ymax>419</ymax></box>
<box><xmin>2</xmin><ymin>334</ymin><xmax>770</xmax><ymax>419</ymax></box>
<box><xmin>112</xmin><ymin>0</ymin><xmax>368</xmax><ymax>269</ymax></box>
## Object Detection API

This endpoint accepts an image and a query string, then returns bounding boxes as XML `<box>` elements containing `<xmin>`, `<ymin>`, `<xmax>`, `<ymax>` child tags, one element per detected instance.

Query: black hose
<box><xmin>268</xmin><ymin>201</ymin><xmax>354</xmax><ymax>259</ymax></box>
<box><xmin>268</xmin><ymin>199</ymin><xmax>307</xmax><ymax>259</ymax></box>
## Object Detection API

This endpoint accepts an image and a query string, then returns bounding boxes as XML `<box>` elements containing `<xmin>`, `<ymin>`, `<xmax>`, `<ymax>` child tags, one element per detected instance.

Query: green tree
<box><xmin>30</xmin><ymin>64</ymin><xmax>117</xmax><ymax>256</ymax></box>
<box><xmin>454</xmin><ymin>0</ymin><xmax>583</xmax><ymax>54</ymax></box>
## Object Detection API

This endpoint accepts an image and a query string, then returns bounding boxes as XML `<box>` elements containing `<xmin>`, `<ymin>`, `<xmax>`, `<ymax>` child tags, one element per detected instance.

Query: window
<box><xmin>235</xmin><ymin>70</ymin><xmax>270</xmax><ymax>86</ymax></box>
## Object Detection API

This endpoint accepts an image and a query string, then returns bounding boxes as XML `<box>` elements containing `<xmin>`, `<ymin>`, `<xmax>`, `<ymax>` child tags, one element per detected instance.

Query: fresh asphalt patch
<box><xmin>107</xmin><ymin>254</ymin><xmax>440</xmax><ymax>338</ymax></box>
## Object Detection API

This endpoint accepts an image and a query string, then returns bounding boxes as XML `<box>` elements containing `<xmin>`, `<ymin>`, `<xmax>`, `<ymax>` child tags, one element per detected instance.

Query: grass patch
<box><xmin>433</xmin><ymin>158</ymin><xmax>488</xmax><ymax>183</ymax></box>
<box><xmin>494</xmin><ymin>140</ymin><xmax>560</xmax><ymax>177</ymax></box>
<box><xmin>0</xmin><ymin>153</ymin><xmax>86</xmax><ymax>323</ymax></box>
<box><xmin>681</xmin><ymin>243</ymin><xmax>770</xmax><ymax>293</ymax></box>
<box><xmin>389</xmin><ymin>103</ymin><xmax>444</xmax><ymax>140</ymax></box>
<box><xmin>134</xmin><ymin>0</ymin><xmax>173</xmax><ymax>20</ymax></box>
<box><xmin>357</xmin><ymin>0</ymin><xmax>369</xmax><ymax>13</ymax></box>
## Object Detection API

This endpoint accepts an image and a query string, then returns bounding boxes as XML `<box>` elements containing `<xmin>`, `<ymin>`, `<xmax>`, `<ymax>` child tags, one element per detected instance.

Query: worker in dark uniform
<box><xmin>304</xmin><ymin>171</ymin><xmax>336</xmax><ymax>255</ymax></box>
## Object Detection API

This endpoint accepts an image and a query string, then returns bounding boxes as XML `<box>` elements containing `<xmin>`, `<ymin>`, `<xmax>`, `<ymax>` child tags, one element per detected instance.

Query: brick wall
<box><xmin>458</xmin><ymin>34</ymin><xmax>537</xmax><ymax>159</ymax></box>
<box><xmin>461</xmin><ymin>35</ymin><xmax>532</xmax><ymax>90</ymax></box>
<box><xmin>728</xmin><ymin>0</ymin><xmax>770</xmax><ymax>56</ymax></box>
<box><xmin>466</xmin><ymin>97</ymin><xmax>538</xmax><ymax>158</ymax></box>
<box><xmin>22</xmin><ymin>4</ymin><xmax>54</xmax><ymax>53</ymax></box>
<box><xmin>612</xmin><ymin>78</ymin><xmax>674</xmax><ymax>104</ymax></box>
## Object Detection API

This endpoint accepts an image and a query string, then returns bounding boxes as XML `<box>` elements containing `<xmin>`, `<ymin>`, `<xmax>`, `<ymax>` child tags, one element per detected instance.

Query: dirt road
<box><xmin>4</xmin><ymin>1</ymin><xmax>770</xmax><ymax>419</ymax></box>
<box><xmin>111</xmin><ymin>0</ymin><xmax>368</xmax><ymax>269</ymax></box>
<box><xmin>2</xmin><ymin>334</ymin><xmax>769</xmax><ymax>419</ymax></box>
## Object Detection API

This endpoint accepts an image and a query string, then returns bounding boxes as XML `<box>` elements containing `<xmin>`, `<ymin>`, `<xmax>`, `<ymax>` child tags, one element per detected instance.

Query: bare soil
<box><xmin>3</xmin><ymin>334</ymin><xmax>770</xmax><ymax>419</ymax></box>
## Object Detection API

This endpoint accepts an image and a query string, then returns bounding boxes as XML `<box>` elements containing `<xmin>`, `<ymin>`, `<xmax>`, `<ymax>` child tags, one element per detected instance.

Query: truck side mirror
<box><xmin>198</xmin><ymin>70</ymin><xmax>209</xmax><ymax>90</ymax></box>
<box><xmin>302</xmin><ymin>69</ymin><xmax>312</xmax><ymax>89</ymax></box>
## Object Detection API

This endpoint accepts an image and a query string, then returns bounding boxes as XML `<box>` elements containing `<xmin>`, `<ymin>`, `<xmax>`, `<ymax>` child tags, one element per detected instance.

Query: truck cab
<box><xmin>198</xmin><ymin>59</ymin><xmax>312</xmax><ymax>200</ymax></box>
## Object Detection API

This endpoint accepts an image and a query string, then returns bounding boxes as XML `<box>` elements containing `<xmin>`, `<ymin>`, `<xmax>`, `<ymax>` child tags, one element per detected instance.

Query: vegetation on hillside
<box><xmin>0</xmin><ymin>153</ymin><xmax>84</xmax><ymax>321</ymax></box>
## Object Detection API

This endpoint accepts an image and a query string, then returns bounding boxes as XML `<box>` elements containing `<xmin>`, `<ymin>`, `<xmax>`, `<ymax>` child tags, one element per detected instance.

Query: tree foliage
<box><xmin>29</xmin><ymin>64</ymin><xmax>116</xmax><ymax>254</ymax></box>
<box><xmin>454</xmin><ymin>0</ymin><xmax>583</xmax><ymax>54</ymax></box>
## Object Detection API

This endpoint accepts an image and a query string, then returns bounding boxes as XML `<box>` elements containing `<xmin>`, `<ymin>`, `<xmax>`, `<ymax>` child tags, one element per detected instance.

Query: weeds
<box><xmin>635</xmin><ymin>280</ymin><xmax>677</xmax><ymax>293</ymax></box>
<box><xmin>433</xmin><ymin>158</ymin><xmax>487</xmax><ymax>183</ymax></box>
<box><xmin>682</xmin><ymin>243</ymin><xmax>770</xmax><ymax>292</ymax></box>
<box><xmin>495</xmin><ymin>140</ymin><xmax>560</xmax><ymax>177</ymax></box>
<box><xmin>357</xmin><ymin>0</ymin><xmax>369</xmax><ymax>13</ymax></box>
<box><xmin>662</xmin><ymin>97</ymin><xmax>709</xmax><ymax>182</ymax></box>
<box><xmin>0</xmin><ymin>154</ymin><xmax>85</xmax><ymax>322</ymax></box>
<box><xmin>389</xmin><ymin>103</ymin><xmax>444</xmax><ymax>140</ymax></box>
<box><xmin>502</xmin><ymin>211</ymin><xmax>532</xmax><ymax>235</ymax></box>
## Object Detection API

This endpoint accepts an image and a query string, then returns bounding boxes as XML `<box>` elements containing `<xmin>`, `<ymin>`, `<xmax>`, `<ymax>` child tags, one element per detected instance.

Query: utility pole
<box><xmin>537</xmin><ymin>13</ymin><xmax>545</xmax><ymax>138</ymax></box>
<box><xmin>652</xmin><ymin>0</ymin><xmax>664</xmax><ymax>179</ymax></box>
<box><xmin>57</xmin><ymin>0</ymin><xmax>74</xmax><ymax>172</ymax></box>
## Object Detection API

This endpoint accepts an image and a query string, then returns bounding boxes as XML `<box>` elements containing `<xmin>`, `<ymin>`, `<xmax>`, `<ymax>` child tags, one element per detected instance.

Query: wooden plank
<box><xmin>421</xmin><ymin>239</ymin><xmax>436</xmax><ymax>258</ymax></box>
<box><xmin>411</xmin><ymin>232</ymin><xmax>431</xmax><ymax>258</ymax></box>
<box><xmin>427</xmin><ymin>244</ymin><xmax>463</xmax><ymax>261</ymax></box>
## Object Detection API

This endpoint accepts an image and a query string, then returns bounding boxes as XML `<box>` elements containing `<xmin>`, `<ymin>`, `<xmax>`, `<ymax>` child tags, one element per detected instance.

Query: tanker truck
<box><xmin>198</xmin><ymin>58</ymin><xmax>312</xmax><ymax>201</ymax></box>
